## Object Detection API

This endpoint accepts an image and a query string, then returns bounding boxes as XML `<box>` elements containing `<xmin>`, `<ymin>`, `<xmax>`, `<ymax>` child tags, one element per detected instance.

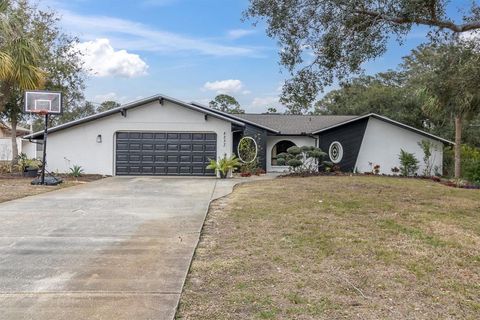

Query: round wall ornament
<box><xmin>329</xmin><ymin>141</ymin><xmax>343</xmax><ymax>164</ymax></box>
<box><xmin>237</xmin><ymin>136</ymin><xmax>258</xmax><ymax>164</ymax></box>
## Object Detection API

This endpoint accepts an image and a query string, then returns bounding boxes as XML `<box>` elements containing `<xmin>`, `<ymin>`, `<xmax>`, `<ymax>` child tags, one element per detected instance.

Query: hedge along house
<box><xmin>23</xmin><ymin>94</ymin><xmax>452</xmax><ymax>176</ymax></box>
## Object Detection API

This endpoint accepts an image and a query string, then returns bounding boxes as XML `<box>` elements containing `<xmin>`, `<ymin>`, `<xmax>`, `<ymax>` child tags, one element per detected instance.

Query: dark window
<box><xmin>271</xmin><ymin>140</ymin><xmax>296</xmax><ymax>166</ymax></box>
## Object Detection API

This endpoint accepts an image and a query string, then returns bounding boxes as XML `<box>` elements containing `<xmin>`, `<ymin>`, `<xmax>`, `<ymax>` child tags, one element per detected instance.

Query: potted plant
<box><xmin>206</xmin><ymin>155</ymin><xmax>240</xmax><ymax>178</ymax></box>
<box><xmin>23</xmin><ymin>158</ymin><xmax>41</xmax><ymax>177</ymax></box>
<box><xmin>16</xmin><ymin>153</ymin><xmax>41</xmax><ymax>177</ymax></box>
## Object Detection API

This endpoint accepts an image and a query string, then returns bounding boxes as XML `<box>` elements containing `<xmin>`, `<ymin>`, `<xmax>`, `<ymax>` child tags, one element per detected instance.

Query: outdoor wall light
<box><xmin>96</xmin><ymin>134</ymin><xmax>102</xmax><ymax>143</ymax></box>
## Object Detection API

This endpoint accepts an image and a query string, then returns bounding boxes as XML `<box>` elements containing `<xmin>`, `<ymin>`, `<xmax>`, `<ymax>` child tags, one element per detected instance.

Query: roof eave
<box><xmin>312</xmin><ymin>113</ymin><xmax>454</xmax><ymax>145</ymax></box>
<box><xmin>190</xmin><ymin>102</ymin><xmax>280</xmax><ymax>134</ymax></box>
<box><xmin>24</xmin><ymin>94</ymin><xmax>245</xmax><ymax>139</ymax></box>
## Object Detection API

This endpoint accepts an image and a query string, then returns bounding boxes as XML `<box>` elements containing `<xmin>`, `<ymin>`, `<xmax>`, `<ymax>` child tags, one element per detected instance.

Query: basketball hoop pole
<box><xmin>40</xmin><ymin>113</ymin><xmax>48</xmax><ymax>185</ymax></box>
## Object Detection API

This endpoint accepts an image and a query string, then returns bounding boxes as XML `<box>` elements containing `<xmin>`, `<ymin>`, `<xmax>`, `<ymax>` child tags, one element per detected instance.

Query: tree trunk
<box><xmin>454</xmin><ymin>115</ymin><xmax>462</xmax><ymax>178</ymax></box>
<box><xmin>10</xmin><ymin>113</ymin><xmax>18</xmax><ymax>166</ymax></box>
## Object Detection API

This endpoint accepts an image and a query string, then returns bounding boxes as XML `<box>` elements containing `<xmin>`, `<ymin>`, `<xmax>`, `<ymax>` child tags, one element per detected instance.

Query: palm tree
<box><xmin>405</xmin><ymin>42</ymin><xmax>480</xmax><ymax>178</ymax></box>
<box><xmin>0</xmin><ymin>0</ymin><xmax>44</xmax><ymax>164</ymax></box>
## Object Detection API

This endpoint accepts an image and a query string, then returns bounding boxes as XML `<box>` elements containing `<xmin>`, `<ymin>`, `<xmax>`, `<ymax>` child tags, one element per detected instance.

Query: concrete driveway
<box><xmin>0</xmin><ymin>177</ymin><xmax>239</xmax><ymax>319</ymax></box>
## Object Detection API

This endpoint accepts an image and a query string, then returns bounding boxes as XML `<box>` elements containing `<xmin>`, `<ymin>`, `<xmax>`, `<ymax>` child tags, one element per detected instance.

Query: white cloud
<box><xmin>60</xmin><ymin>10</ymin><xmax>258</xmax><ymax>57</ymax></box>
<box><xmin>203</xmin><ymin>79</ymin><xmax>244</xmax><ymax>94</ymax></box>
<box><xmin>93</xmin><ymin>92</ymin><xmax>123</xmax><ymax>103</ymax></box>
<box><xmin>76</xmin><ymin>38</ymin><xmax>148</xmax><ymax>78</ymax></box>
<box><xmin>251</xmin><ymin>96</ymin><xmax>280</xmax><ymax>108</ymax></box>
<box><xmin>227</xmin><ymin>29</ymin><xmax>256</xmax><ymax>39</ymax></box>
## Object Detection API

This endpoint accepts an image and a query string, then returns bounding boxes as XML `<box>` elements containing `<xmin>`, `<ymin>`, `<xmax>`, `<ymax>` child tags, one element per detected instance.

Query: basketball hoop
<box><xmin>31</xmin><ymin>109</ymin><xmax>49</xmax><ymax>116</ymax></box>
<box><xmin>24</xmin><ymin>90</ymin><xmax>63</xmax><ymax>186</ymax></box>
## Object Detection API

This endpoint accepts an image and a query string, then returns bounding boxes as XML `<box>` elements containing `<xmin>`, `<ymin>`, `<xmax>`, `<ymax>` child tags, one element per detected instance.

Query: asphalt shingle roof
<box><xmin>234</xmin><ymin>114</ymin><xmax>358</xmax><ymax>135</ymax></box>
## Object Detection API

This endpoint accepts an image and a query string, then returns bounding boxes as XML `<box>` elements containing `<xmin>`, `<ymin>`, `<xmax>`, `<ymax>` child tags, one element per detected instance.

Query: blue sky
<box><xmin>41</xmin><ymin>0</ymin><xmax>471</xmax><ymax>112</ymax></box>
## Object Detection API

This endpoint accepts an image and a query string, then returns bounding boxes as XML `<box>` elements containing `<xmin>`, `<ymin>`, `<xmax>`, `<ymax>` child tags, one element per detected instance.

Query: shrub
<box><xmin>206</xmin><ymin>155</ymin><xmax>241</xmax><ymax>178</ymax></box>
<box><xmin>237</xmin><ymin>137</ymin><xmax>259</xmax><ymax>175</ymax></box>
<box><xmin>16</xmin><ymin>153</ymin><xmax>41</xmax><ymax>172</ymax></box>
<box><xmin>462</xmin><ymin>159</ymin><xmax>480</xmax><ymax>185</ymax></box>
<box><xmin>69</xmin><ymin>165</ymin><xmax>84</xmax><ymax>177</ymax></box>
<box><xmin>277</xmin><ymin>145</ymin><xmax>328</xmax><ymax>173</ymax></box>
<box><xmin>418</xmin><ymin>139</ymin><xmax>437</xmax><ymax>176</ymax></box>
<box><xmin>399</xmin><ymin>149</ymin><xmax>419</xmax><ymax>176</ymax></box>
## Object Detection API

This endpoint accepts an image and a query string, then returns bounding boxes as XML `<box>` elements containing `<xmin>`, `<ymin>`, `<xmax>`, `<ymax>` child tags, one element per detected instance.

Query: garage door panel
<box><xmin>129</xmin><ymin>143</ymin><xmax>141</xmax><ymax>150</ymax></box>
<box><xmin>180</xmin><ymin>133</ymin><xmax>192</xmax><ymax>140</ymax></box>
<box><xmin>116</xmin><ymin>154</ymin><xmax>128</xmax><ymax>162</ymax></box>
<box><xmin>117</xmin><ymin>132</ymin><xmax>129</xmax><ymax>139</ymax></box>
<box><xmin>142</xmin><ymin>155</ymin><xmax>154</xmax><ymax>162</ymax></box>
<box><xmin>192</xmin><ymin>155</ymin><xmax>204</xmax><ymax>163</ymax></box>
<box><xmin>191</xmin><ymin>144</ymin><xmax>204</xmax><ymax>152</ymax></box>
<box><xmin>167</xmin><ymin>144</ymin><xmax>179</xmax><ymax>151</ymax></box>
<box><xmin>142</xmin><ymin>133</ymin><xmax>154</xmax><ymax>139</ymax></box>
<box><xmin>142</xmin><ymin>144</ymin><xmax>154</xmax><ymax>150</ymax></box>
<box><xmin>179</xmin><ymin>166</ymin><xmax>191</xmax><ymax>174</ymax></box>
<box><xmin>180</xmin><ymin>144</ymin><xmax>192</xmax><ymax>151</ymax></box>
<box><xmin>129</xmin><ymin>132</ymin><xmax>142</xmax><ymax>139</ymax></box>
<box><xmin>204</xmin><ymin>144</ymin><xmax>216</xmax><ymax>152</ymax></box>
<box><xmin>116</xmin><ymin>131</ymin><xmax>217</xmax><ymax>176</ymax></box>
<box><xmin>155</xmin><ymin>143</ymin><xmax>166</xmax><ymax>151</ymax></box>
<box><xmin>205</xmin><ymin>133</ymin><xmax>216</xmax><ymax>141</ymax></box>
<box><xmin>155</xmin><ymin>155</ymin><xmax>166</xmax><ymax>163</ymax></box>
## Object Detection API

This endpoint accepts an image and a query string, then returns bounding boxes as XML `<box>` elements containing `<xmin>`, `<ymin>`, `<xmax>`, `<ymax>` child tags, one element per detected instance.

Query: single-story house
<box><xmin>23</xmin><ymin>94</ymin><xmax>452</xmax><ymax>176</ymax></box>
<box><xmin>0</xmin><ymin>121</ymin><xmax>31</xmax><ymax>161</ymax></box>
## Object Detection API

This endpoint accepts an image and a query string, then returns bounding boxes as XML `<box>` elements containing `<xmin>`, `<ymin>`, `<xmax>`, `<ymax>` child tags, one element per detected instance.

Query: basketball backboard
<box><xmin>24</xmin><ymin>91</ymin><xmax>62</xmax><ymax>114</ymax></box>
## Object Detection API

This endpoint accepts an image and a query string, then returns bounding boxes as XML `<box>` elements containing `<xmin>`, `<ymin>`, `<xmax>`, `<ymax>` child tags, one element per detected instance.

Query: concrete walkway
<box><xmin>0</xmin><ymin>176</ymin><xmax>269</xmax><ymax>319</ymax></box>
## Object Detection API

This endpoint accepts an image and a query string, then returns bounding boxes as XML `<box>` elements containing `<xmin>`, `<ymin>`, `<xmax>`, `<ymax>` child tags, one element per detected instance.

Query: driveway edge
<box><xmin>172</xmin><ymin>176</ymin><xmax>276</xmax><ymax>319</ymax></box>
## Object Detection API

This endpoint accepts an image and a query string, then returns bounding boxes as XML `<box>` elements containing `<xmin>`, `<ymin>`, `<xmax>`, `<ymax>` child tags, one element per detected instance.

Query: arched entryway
<box><xmin>271</xmin><ymin>140</ymin><xmax>296</xmax><ymax>166</ymax></box>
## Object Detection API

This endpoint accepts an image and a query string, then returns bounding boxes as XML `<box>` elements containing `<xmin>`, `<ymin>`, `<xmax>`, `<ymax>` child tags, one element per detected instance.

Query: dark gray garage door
<box><xmin>115</xmin><ymin>131</ymin><xmax>217</xmax><ymax>176</ymax></box>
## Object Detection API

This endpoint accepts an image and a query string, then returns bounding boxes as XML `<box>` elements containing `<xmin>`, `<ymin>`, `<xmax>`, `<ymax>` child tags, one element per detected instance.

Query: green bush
<box><xmin>277</xmin><ymin>145</ymin><xmax>328</xmax><ymax>173</ymax></box>
<box><xmin>461</xmin><ymin>145</ymin><xmax>480</xmax><ymax>185</ymax></box>
<box><xmin>206</xmin><ymin>155</ymin><xmax>241</xmax><ymax>178</ymax></box>
<box><xmin>237</xmin><ymin>137</ymin><xmax>259</xmax><ymax>174</ymax></box>
<box><xmin>69</xmin><ymin>165</ymin><xmax>84</xmax><ymax>177</ymax></box>
<box><xmin>399</xmin><ymin>149</ymin><xmax>419</xmax><ymax>176</ymax></box>
<box><xmin>444</xmin><ymin>145</ymin><xmax>480</xmax><ymax>184</ymax></box>
<box><xmin>464</xmin><ymin>160</ymin><xmax>480</xmax><ymax>185</ymax></box>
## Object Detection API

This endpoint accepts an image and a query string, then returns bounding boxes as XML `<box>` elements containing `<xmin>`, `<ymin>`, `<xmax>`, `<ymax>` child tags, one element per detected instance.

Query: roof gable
<box><xmin>313</xmin><ymin>113</ymin><xmax>453</xmax><ymax>144</ymax></box>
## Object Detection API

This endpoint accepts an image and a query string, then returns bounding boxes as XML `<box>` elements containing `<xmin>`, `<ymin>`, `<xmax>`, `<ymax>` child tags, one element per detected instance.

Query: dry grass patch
<box><xmin>177</xmin><ymin>176</ymin><xmax>480</xmax><ymax>320</ymax></box>
<box><xmin>0</xmin><ymin>175</ymin><xmax>103</xmax><ymax>203</ymax></box>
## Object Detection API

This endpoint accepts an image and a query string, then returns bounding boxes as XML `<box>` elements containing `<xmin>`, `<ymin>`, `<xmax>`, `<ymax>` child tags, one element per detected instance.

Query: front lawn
<box><xmin>0</xmin><ymin>175</ymin><xmax>103</xmax><ymax>203</ymax></box>
<box><xmin>177</xmin><ymin>176</ymin><xmax>480</xmax><ymax>319</ymax></box>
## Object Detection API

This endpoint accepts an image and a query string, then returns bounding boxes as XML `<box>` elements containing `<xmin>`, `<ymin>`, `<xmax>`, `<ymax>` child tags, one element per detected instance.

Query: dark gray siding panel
<box><xmin>115</xmin><ymin>131</ymin><xmax>216</xmax><ymax>176</ymax></box>
<box><xmin>317</xmin><ymin>118</ymin><xmax>368</xmax><ymax>172</ymax></box>
<box><xmin>233</xmin><ymin>124</ymin><xmax>267</xmax><ymax>170</ymax></box>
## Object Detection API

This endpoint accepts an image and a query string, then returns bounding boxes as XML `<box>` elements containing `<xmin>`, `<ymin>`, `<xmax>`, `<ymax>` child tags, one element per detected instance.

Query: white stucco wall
<box><xmin>21</xmin><ymin>140</ymin><xmax>38</xmax><ymax>159</ymax></box>
<box><xmin>40</xmin><ymin>100</ymin><xmax>233</xmax><ymax>175</ymax></box>
<box><xmin>355</xmin><ymin>117</ymin><xmax>444</xmax><ymax>175</ymax></box>
<box><xmin>0</xmin><ymin>138</ymin><xmax>23</xmax><ymax>161</ymax></box>
<box><xmin>266</xmin><ymin>135</ymin><xmax>317</xmax><ymax>172</ymax></box>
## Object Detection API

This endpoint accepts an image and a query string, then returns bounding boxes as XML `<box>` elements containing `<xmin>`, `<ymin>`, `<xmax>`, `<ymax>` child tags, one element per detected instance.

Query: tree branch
<box><xmin>355</xmin><ymin>9</ymin><xmax>480</xmax><ymax>33</ymax></box>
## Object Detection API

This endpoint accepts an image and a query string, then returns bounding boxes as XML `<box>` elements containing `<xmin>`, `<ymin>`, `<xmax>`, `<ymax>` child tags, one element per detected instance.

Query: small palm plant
<box><xmin>206</xmin><ymin>155</ymin><xmax>241</xmax><ymax>178</ymax></box>
<box><xmin>69</xmin><ymin>165</ymin><xmax>84</xmax><ymax>178</ymax></box>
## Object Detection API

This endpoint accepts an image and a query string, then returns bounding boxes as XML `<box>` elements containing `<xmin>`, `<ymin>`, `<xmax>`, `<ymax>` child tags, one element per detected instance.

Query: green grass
<box><xmin>177</xmin><ymin>176</ymin><xmax>480</xmax><ymax>320</ymax></box>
